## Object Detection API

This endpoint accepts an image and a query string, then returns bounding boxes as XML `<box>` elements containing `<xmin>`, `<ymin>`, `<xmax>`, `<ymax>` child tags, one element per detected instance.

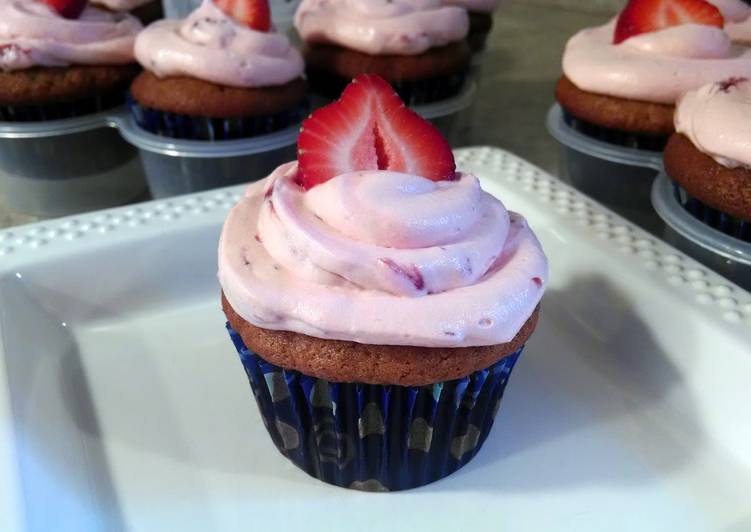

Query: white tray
<box><xmin>1</xmin><ymin>147</ymin><xmax>750</xmax><ymax>532</ymax></box>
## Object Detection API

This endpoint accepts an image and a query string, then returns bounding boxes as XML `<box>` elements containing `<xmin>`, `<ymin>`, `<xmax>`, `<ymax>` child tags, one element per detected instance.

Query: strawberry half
<box><xmin>614</xmin><ymin>0</ymin><xmax>724</xmax><ymax>44</ymax></box>
<box><xmin>39</xmin><ymin>0</ymin><xmax>87</xmax><ymax>19</ymax></box>
<box><xmin>297</xmin><ymin>74</ymin><xmax>456</xmax><ymax>190</ymax></box>
<box><xmin>213</xmin><ymin>0</ymin><xmax>271</xmax><ymax>32</ymax></box>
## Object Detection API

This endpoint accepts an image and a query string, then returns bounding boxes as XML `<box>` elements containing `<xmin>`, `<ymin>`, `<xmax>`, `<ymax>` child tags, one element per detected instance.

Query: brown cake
<box><xmin>302</xmin><ymin>42</ymin><xmax>471</xmax><ymax>104</ymax></box>
<box><xmin>555</xmin><ymin>75</ymin><xmax>675</xmax><ymax>137</ymax></box>
<box><xmin>0</xmin><ymin>65</ymin><xmax>139</xmax><ymax>107</ymax></box>
<box><xmin>466</xmin><ymin>11</ymin><xmax>494</xmax><ymax>52</ymax></box>
<box><xmin>224</xmin><ymin>293</ymin><xmax>539</xmax><ymax>386</ymax></box>
<box><xmin>664</xmin><ymin>133</ymin><xmax>751</xmax><ymax>222</ymax></box>
<box><xmin>130</xmin><ymin>0</ymin><xmax>163</xmax><ymax>24</ymax></box>
<box><xmin>130</xmin><ymin>72</ymin><xmax>306</xmax><ymax>119</ymax></box>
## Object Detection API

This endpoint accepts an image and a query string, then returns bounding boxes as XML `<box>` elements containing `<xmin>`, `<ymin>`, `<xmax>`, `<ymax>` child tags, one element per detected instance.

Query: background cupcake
<box><xmin>294</xmin><ymin>0</ymin><xmax>471</xmax><ymax>105</ymax></box>
<box><xmin>219</xmin><ymin>74</ymin><xmax>548</xmax><ymax>491</ymax></box>
<box><xmin>91</xmin><ymin>0</ymin><xmax>164</xmax><ymax>24</ymax></box>
<box><xmin>129</xmin><ymin>0</ymin><xmax>307</xmax><ymax>140</ymax></box>
<box><xmin>0</xmin><ymin>0</ymin><xmax>142</xmax><ymax>121</ymax></box>
<box><xmin>556</xmin><ymin>0</ymin><xmax>751</xmax><ymax>150</ymax></box>
<box><xmin>444</xmin><ymin>0</ymin><xmax>501</xmax><ymax>52</ymax></box>
<box><xmin>665</xmin><ymin>77</ymin><xmax>751</xmax><ymax>242</ymax></box>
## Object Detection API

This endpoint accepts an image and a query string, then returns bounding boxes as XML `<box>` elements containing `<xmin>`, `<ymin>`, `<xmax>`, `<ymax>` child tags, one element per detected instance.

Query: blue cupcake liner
<box><xmin>306</xmin><ymin>70</ymin><xmax>469</xmax><ymax>106</ymax></box>
<box><xmin>0</xmin><ymin>90</ymin><xmax>126</xmax><ymax>122</ymax></box>
<box><xmin>227</xmin><ymin>323</ymin><xmax>524</xmax><ymax>492</ymax></box>
<box><xmin>672</xmin><ymin>182</ymin><xmax>751</xmax><ymax>243</ymax></box>
<box><xmin>561</xmin><ymin>108</ymin><xmax>668</xmax><ymax>151</ymax></box>
<box><xmin>127</xmin><ymin>96</ymin><xmax>310</xmax><ymax>141</ymax></box>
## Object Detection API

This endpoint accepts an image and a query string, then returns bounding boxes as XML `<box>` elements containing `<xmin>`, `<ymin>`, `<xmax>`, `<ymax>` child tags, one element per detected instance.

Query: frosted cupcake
<box><xmin>91</xmin><ymin>0</ymin><xmax>163</xmax><ymax>24</ymax></box>
<box><xmin>219</xmin><ymin>74</ymin><xmax>548</xmax><ymax>491</ymax></box>
<box><xmin>664</xmin><ymin>77</ymin><xmax>751</xmax><ymax>241</ymax></box>
<box><xmin>129</xmin><ymin>0</ymin><xmax>307</xmax><ymax>140</ymax></box>
<box><xmin>0</xmin><ymin>0</ymin><xmax>142</xmax><ymax>121</ymax></box>
<box><xmin>556</xmin><ymin>0</ymin><xmax>751</xmax><ymax>150</ymax></box>
<box><xmin>294</xmin><ymin>0</ymin><xmax>471</xmax><ymax>104</ymax></box>
<box><xmin>444</xmin><ymin>0</ymin><xmax>500</xmax><ymax>52</ymax></box>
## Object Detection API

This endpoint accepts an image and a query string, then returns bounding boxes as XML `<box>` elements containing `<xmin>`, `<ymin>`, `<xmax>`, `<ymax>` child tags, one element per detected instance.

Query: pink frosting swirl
<box><xmin>562</xmin><ymin>19</ymin><xmax>751</xmax><ymax>104</ymax></box>
<box><xmin>218</xmin><ymin>163</ymin><xmax>548</xmax><ymax>348</ymax></box>
<box><xmin>293</xmin><ymin>0</ymin><xmax>469</xmax><ymax>55</ymax></box>
<box><xmin>92</xmin><ymin>0</ymin><xmax>153</xmax><ymax>10</ymax></box>
<box><xmin>0</xmin><ymin>0</ymin><xmax>141</xmax><ymax>71</ymax></box>
<box><xmin>135</xmin><ymin>0</ymin><xmax>304</xmax><ymax>88</ymax></box>
<box><xmin>675</xmin><ymin>78</ymin><xmax>751</xmax><ymax>169</ymax></box>
<box><xmin>443</xmin><ymin>0</ymin><xmax>500</xmax><ymax>14</ymax></box>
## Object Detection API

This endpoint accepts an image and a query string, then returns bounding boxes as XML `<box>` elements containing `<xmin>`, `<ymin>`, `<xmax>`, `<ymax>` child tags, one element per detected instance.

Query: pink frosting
<box><xmin>0</xmin><ymin>0</ymin><xmax>141</xmax><ymax>71</ymax></box>
<box><xmin>135</xmin><ymin>0</ymin><xmax>304</xmax><ymax>88</ymax></box>
<box><xmin>92</xmin><ymin>0</ymin><xmax>152</xmax><ymax>11</ymax></box>
<box><xmin>293</xmin><ymin>0</ymin><xmax>469</xmax><ymax>55</ymax></box>
<box><xmin>218</xmin><ymin>163</ymin><xmax>548</xmax><ymax>348</ymax></box>
<box><xmin>443</xmin><ymin>0</ymin><xmax>500</xmax><ymax>14</ymax></box>
<box><xmin>675</xmin><ymin>78</ymin><xmax>751</xmax><ymax>169</ymax></box>
<box><xmin>710</xmin><ymin>0</ymin><xmax>751</xmax><ymax>22</ymax></box>
<box><xmin>562</xmin><ymin>20</ymin><xmax>751</xmax><ymax>104</ymax></box>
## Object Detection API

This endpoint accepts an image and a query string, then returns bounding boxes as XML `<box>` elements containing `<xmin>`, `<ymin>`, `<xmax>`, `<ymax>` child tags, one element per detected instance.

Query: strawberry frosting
<box><xmin>562</xmin><ymin>19</ymin><xmax>751</xmax><ymax>104</ymax></box>
<box><xmin>293</xmin><ymin>0</ymin><xmax>469</xmax><ymax>55</ymax></box>
<box><xmin>135</xmin><ymin>0</ymin><xmax>304</xmax><ymax>88</ymax></box>
<box><xmin>443</xmin><ymin>0</ymin><xmax>500</xmax><ymax>14</ymax></box>
<box><xmin>674</xmin><ymin>78</ymin><xmax>751</xmax><ymax>169</ymax></box>
<box><xmin>92</xmin><ymin>0</ymin><xmax>153</xmax><ymax>10</ymax></box>
<box><xmin>0</xmin><ymin>0</ymin><xmax>141</xmax><ymax>71</ymax></box>
<box><xmin>218</xmin><ymin>163</ymin><xmax>548</xmax><ymax>348</ymax></box>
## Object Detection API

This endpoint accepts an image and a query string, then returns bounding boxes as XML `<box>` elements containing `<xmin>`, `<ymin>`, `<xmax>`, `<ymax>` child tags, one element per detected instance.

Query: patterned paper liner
<box><xmin>306</xmin><ymin>70</ymin><xmax>469</xmax><ymax>106</ymax></box>
<box><xmin>561</xmin><ymin>108</ymin><xmax>669</xmax><ymax>151</ymax></box>
<box><xmin>672</xmin><ymin>182</ymin><xmax>751</xmax><ymax>243</ymax></box>
<box><xmin>127</xmin><ymin>97</ymin><xmax>310</xmax><ymax>141</ymax></box>
<box><xmin>227</xmin><ymin>323</ymin><xmax>524</xmax><ymax>492</ymax></box>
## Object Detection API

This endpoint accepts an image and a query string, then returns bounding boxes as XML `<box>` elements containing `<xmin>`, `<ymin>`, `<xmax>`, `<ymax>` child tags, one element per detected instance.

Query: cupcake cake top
<box><xmin>218</xmin><ymin>74</ymin><xmax>548</xmax><ymax>348</ymax></box>
<box><xmin>562</xmin><ymin>0</ymin><xmax>751</xmax><ymax>104</ymax></box>
<box><xmin>0</xmin><ymin>0</ymin><xmax>142</xmax><ymax>71</ymax></box>
<box><xmin>293</xmin><ymin>0</ymin><xmax>469</xmax><ymax>55</ymax></box>
<box><xmin>443</xmin><ymin>0</ymin><xmax>500</xmax><ymax>14</ymax></box>
<box><xmin>134</xmin><ymin>0</ymin><xmax>304</xmax><ymax>88</ymax></box>
<box><xmin>674</xmin><ymin>77</ymin><xmax>751</xmax><ymax>168</ymax></box>
<box><xmin>91</xmin><ymin>0</ymin><xmax>152</xmax><ymax>10</ymax></box>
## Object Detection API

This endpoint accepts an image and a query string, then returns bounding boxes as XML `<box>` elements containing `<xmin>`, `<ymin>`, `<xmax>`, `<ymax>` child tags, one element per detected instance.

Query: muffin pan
<box><xmin>1</xmin><ymin>147</ymin><xmax>749</xmax><ymax>531</ymax></box>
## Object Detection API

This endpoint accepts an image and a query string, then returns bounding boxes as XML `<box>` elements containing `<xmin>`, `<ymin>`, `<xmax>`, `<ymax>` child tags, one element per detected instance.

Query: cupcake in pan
<box><xmin>130</xmin><ymin>0</ymin><xmax>307</xmax><ymax>140</ymax></box>
<box><xmin>91</xmin><ymin>0</ymin><xmax>163</xmax><ymax>24</ymax></box>
<box><xmin>443</xmin><ymin>0</ymin><xmax>500</xmax><ymax>52</ymax></box>
<box><xmin>293</xmin><ymin>0</ymin><xmax>471</xmax><ymax>105</ymax></box>
<box><xmin>556</xmin><ymin>0</ymin><xmax>751</xmax><ymax>150</ymax></box>
<box><xmin>219</xmin><ymin>74</ymin><xmax>548</xmax><ymax>491</ymax></box>
<box><xmin>0</xmin><ymin>0</ymin><xmax>142</xmax><ymax>122</ymax></box>
<box><xmin>664</xmin><ymin>77</ymin><xmax>751</xmax><ymax>242</ymax></box>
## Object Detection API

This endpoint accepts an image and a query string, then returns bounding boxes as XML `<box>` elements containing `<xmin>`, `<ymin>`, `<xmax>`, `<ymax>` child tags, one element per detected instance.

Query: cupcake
<box><xmin>293</xmin><ymin>0</ymin><xmax>471</xmax><ymax>105</ymax></box>
<box><xmin>443</xmin><ymin>0</ymin><xmax>500</xmax><ymax>53</ymax></box>
<box><xmin>219</xmin><ymin>74</ymin><xmax>549</xmax><ymax>491</ymax></box>
<box><xmin>556</xmin><ymin>0</ymin><xmax>751</xmax><ymax>150</ymax></box>
<box><xmin>0</xmin><ymin>0</ymin><xmax>142</xmax><ymax>122</ymax></box>
<box><xmin>91</xmin><ymin>0</ymin><xmax>164</xmax><ymax>24</ymax></box>
<box><xmin>129</xmin><ymin>0</ymin><xmax>308</xmax><ymax>140</ymax></box>
<box><xmin>664</xmin><ymin>77</ymin><xmax>751</xmax><ymax>242</ymax></box>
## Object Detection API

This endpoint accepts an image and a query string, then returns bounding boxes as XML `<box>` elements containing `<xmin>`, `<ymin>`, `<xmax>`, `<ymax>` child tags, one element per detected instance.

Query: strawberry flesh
<box><xmin>213</xmin><ymin>0</ymin><xmax>271</xmax><ymax>32</ymax></box>
<box><xmin>39</xmin><ymin>0</ymin><xmax>87</xmax><ymax>19</ymax></box>
<box><xmin>297</xmin><ymin>74</ymin><xmax>456</xmax><ymax>190</ymax></box>
<box><xmin>614</xmin><ymin>0</ymin><xmax>724</xmax><ymax>44</ymax></box>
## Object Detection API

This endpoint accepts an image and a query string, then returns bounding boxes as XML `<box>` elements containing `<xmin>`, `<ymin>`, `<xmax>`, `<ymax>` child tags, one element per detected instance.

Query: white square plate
<box><xmin>1</xmin><ymin>148</ymin><xmax>750</xmax><ymax>532</ymax></box>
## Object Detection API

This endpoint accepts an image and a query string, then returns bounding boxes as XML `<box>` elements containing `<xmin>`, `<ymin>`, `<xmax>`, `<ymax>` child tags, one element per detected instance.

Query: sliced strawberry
<box><xmin>39</xmin><ymin>0</ymin><xmax>87</xmax><ymax>19</ymax></box>
<box><xmin>297</xmin><ymin>74</ymin><xmax>456</xmax><ymax>190</ymax></box>
<box><xmin>614</xmin><ymin>0</ymin><xmax>724</xmax><ymax>44</ymax></box>
<box><xmin>213</xmin><ymin>0</ymin><xmax>271</xmax><ymax>32</ymax></box>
